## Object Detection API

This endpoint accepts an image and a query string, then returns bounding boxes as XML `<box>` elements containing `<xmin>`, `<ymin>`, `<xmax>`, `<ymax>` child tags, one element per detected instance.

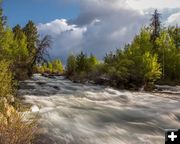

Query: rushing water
<box><xmin>19</xmin><ymin>74</ymin><xmax>180</xmax><ymax>144</ymax></box>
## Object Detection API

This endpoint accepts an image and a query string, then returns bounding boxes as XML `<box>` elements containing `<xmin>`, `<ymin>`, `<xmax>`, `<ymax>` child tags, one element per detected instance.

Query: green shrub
<box><xmin>0</xmin><ymin>60</ymin><xmax>14</xmax><ymax>100</ymax></box>
<box><xmin>0</xmin><ymin>60</ymin><xmax>37</xmax><ymax>144</ymax></box>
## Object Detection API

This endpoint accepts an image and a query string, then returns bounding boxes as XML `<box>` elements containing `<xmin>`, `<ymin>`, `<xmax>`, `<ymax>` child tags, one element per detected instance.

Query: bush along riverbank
<box><xmin>0</xmin><ymin>61</ymin><xmax>37</xmax><ymax>144</ymax></box>
<box><xmin>65</xmin><ymin>10</ymin><xmax>180</xmax><ymax>91</ymax></box>
<box><xmin>0</xmin><ymin>2</ymin><xmax>51</xmax><ymax>143</ymax></box>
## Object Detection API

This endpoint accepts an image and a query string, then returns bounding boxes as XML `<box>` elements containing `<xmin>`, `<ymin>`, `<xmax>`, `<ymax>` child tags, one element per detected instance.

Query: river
<box><xmin>19</xmin><ymin>74</ymin><xmax>180</xmax><ymax>144</ymax></box>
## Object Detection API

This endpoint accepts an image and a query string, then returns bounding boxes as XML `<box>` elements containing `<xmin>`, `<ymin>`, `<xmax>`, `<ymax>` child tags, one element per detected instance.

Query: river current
<box><xmin>19</xmin><ymin>74</ymin><xmax>180</xmax><ymax>144</ymax></box>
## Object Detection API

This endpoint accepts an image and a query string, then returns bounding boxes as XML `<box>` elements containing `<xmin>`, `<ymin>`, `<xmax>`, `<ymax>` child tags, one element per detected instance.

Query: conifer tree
<box><xmin>150</xmin><ymin>9</ymin><xmax>161</xmax><ymax>47</ymax></box>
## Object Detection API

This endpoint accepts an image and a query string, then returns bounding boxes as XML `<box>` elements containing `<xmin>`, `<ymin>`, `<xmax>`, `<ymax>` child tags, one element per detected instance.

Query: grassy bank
<box><xmin>0</xmin><ymin>61</ymin><xmax>37</xmax><ymax>144</ymax></box>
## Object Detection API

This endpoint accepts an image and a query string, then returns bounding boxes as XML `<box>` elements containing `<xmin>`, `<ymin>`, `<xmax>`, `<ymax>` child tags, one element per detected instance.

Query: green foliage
<box><xmin>23</xmin><ymin>20</ymin><xmax>39</xmax><ymax>76</ymax></box>
<box><xmin>66</xmin><ymin>55</ymin><xmax>77</xmax><ymax>76</ymax></box>
<box><xmin>0</xmin><ymin>4</ymin><xmax>37</xmax><ymax>144</ymax></box>
<box><xmin>76</xmin><ymin>52</ymin><xmax>88</xmax><ymax>72</ymax></box>
<box><xmin>87</xmin><ymin>54</ymin><xmax>99</xmax><ymax>73</ymax></box>
<box><xmin>47</xmin><ymin>62</ymin><xmax>53</xmax><ymax>73</ymax></box>
<box><xmin>12</xmin><ymin>25</ymin><xmax>30</xmax><ymax>79</ymax></box>
<box><xmin>0</xmin><ymin>60</ymin><xmax>36</xmax><ymax>144</ymax></box>
<box><xmin>23</xmin><ymin>21</ymin><xmax>51</xmax><ymax>77</ymax></box>
<box><xmin>36</xmin><ymin>59</ymin><xmax>64</xmax><ymax>74</ymax></box>
<box><xmin>122</xmin><ymin>29</ymin><xmax>160</xmax><ymax>87</ymax></box>
<box><xmin>52</xmin><ymin>59</ymin><xmax>63</xmax><ymax>74</ymax></box>
<box><xmin>23</xmin><ymin>20</ymin><xmax>38</xmax><ymax>54</ymax></box>
<box><xmin>105</xmin><ymin>50</ymin><xmax>133</xmax><ymax>85</ymax></box>
<box><xmin>66</xmin><ymin>53</ymin><xmax>100</xmax><ymax>81</ymax></box>
<box><xmin>168</xmin><ymin>25</ymin><xmax>180</xmax><ymax>49</ymax></box>
<box><xmin>142</xmin><ymin>52</ymin><xmax>162</xmax><ymax>83</ymax></box>
<box><xmin>0</xmin><ymin>28</ymin><xmax>16</xmax><ymax>60</ymax></box>
<box><xmin>63</xmin><ymin>11</ymin><xmax>179</xmax><ymax>88</ymax></box>
<box><xmin>0</xmin><ymin>60</ymin><xmax>13</xmax><ymax>99</ymax></box>
<box><xmin>156</xmin><ymin>31</ymin><xmax>176</xmax><ymax>80</ymax></box>
<box><xmin>0</xmin><ymin>4</ymin><xmax>6</xmax><ymax>32</ymax></box>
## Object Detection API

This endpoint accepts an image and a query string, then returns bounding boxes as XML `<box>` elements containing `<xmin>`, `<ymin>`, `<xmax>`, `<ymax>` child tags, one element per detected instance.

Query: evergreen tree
<box><xmin>76</xmin><ymin>52</ymin><xmax>88</xmax><ymax>72</ymax></box>
<box><xmin>23</xmin><ymin>20</ymin><xmax>38</xmax><ymax>53</ymax></box>
<box><xmin>12</xmin><ymin>25</ymin><xmax>29</xmax><ymax>79</ymax></box>
<box><xmin>150</xmin><ymin>9</ymin><xmax>161</xmax><ymax>46</ymax></box>
<box><xmin>23</xmin><ymin>21</ymin><xmax>51</xmax><ymax>76</ymax></box>
<box><xmin>12</xmin><ymin>24</ymin><xmax>21</xmax><ymax>37</ymax></box>
<box><xmin>0</xmin><ymin>2</ymin><xmax>6</xmax><ymax>31</ymax></box>
<box><xmin>66</xmin><ymin>55</ymin><xmax>77</xmax><ymax>76</ymax></box>
<box><xmin>13</xmin><ymin>24</ymin><xmax>28</xmax><ymax>60</ymax></box>
<box><xmin>23</xmin><ymin>20</ymin><xmax>39</xmax><ymax>76</ymax></box>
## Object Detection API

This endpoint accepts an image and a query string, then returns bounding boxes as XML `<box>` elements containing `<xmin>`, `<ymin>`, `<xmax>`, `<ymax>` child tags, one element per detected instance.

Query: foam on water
<box><xmin>19</xmin><ymin>74</ymin><xmax>180</xmax><ymax>144</ymax></box>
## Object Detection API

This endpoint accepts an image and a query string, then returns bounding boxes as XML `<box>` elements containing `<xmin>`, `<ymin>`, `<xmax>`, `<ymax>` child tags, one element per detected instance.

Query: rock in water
<box><xmin>31</xmin><ymin>105</ymin><xmax>39</xmax><ymax>113</ymax></box>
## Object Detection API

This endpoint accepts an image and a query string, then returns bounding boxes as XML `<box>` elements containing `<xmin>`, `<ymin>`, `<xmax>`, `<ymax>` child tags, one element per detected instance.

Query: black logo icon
<box><xmin>165</xmin><ymin>129</ymin><xmax>180</xmax><ymax>144</ymax></box>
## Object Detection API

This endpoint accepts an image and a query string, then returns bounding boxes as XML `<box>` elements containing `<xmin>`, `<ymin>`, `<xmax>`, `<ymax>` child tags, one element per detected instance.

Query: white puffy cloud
<box><xmin>38</xmin><ymin>19</ymin><xmax>86</xmax><ymax>62</ymax></box>
<box><xmin>38</xmin><ymin>19</ymin><xmax>76</xmax><ymax>35</ymax></box>
<box><xmin>37</xmin><ymin>0</ymin><xmax>180</xmax><ymax>63</ymax></box>
<box><xmin>166</xmin><ymin>12</ymin><xmax>180</xmax><ymax>25</ymax></box>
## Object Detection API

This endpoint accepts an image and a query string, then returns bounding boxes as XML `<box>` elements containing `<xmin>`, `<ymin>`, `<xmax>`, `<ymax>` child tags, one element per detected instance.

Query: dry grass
<box><xmin>0</xmin><ymin>60</ymin><xmax>37</xmax><ymax>144</ymax></box>
<box><xmin>0</xmin><ymin>111</ymin><xmax>37</xmax><ymax>144</ymax></box>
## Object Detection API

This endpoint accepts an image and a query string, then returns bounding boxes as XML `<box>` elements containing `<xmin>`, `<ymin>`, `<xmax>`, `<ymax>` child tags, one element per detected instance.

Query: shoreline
<box><xmin>34</xmin><ymin>73</ymin><xmax>180</xmax><ymax>95</ymax></box>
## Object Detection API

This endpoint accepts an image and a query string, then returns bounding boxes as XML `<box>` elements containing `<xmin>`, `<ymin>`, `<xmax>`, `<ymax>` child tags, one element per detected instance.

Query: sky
<box><xmin>3</xmin><ymin>0</ymin><xmax>180</xmax><ymax>62</ymax></box>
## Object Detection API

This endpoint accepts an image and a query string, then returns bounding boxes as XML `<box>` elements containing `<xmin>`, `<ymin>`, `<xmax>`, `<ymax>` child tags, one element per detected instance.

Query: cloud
<box><xmin>166</xmin><ymin>12</ymin><xmax>180</xmax><ymax>25</ymax></box>
<box><xmin>38</xmin><ymin>19</ymin><xmax>86</xmax><ymax>62</ymax></box>
<box><xmin>128</xmin><ymin>0</ymin><xmax>180</xmax><ymax>10</ymax></box>
<box><xmin>37</xmin><ymin>0</ymin><xmax>180</xmax><ymax>63</ymax></box>
<box><xmin>38</xmin><ymin>19</ymin><xmax>76</xmax><ymax>35</ymax></box>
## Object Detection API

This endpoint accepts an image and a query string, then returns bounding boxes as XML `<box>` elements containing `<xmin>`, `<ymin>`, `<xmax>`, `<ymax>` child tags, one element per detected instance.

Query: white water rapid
<box><xmin>19</xmin><ymin>74</ymin><xmax>180</xmax><ymax>144</ymax></box>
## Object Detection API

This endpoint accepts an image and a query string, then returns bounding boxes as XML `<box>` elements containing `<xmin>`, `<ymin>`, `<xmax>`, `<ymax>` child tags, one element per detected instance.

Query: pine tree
<box><xmin>76</xmin><ymin>52</ymin><xmax>88</xmax><ymax>72</ymax></box>
<box><xmin>23</xmin><ymin>20</ymin><xmax>38</xmax><ymax>53</ymax></box>
<box><xmin>12</xmin><ymin>25</ymin><xmax>29</xmax><ymax>79</ymax></box>
<box><xmin>23</xmin><ymin>21</ymin><xmax>51</xmax><ymax>76</ymax></box>
<box><xmin>13</xmin><ymin>25</ymin><xmax>28</xmax><ymax>58</ymax></box>
<box><xmin>0</xmin><ymin>2</ymin><xmax>6</xmax><ymax>31</ymax></box>
<box><xmin>23</xmin><ymin>21</ymin><xmax>39</xmax><ymax>76</ymax></box>
<box><xmin>150</xmin><ymin>9</ymin><xmax>161</xmax><ymax>46</ymax></box>
<box><xmin>66</xmin><ymin>55</ymin><xmax>77</xmax><ymax>76</ymax></box>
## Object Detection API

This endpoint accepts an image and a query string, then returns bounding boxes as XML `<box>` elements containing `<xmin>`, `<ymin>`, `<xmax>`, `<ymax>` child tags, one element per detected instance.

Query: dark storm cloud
<box><xmin>37</xmin><ymin>0</ymin><xmax>180</xmax><ymax>63</ymax></box>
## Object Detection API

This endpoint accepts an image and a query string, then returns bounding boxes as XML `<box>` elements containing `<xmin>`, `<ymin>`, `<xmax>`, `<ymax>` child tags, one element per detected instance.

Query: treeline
<box><xmin>66</xmin><ymin>10</ymin><xmax>180</xmax><ymax>90</ymax></box>
<box><xmin>0</xmin><ymin>2</ymin><xmax>50</xmax><ymax>143</ymax></box>
<box><xmin>0</xmin><ymin>15</ymin><xmax>51</xmax><ymax>80</ymax></box>
<box><xmin>66</xmin><ymin>53</ymin><xmax>100</xmax><ymax>81</ymax></box>
<box><xmin>35</xmin><ymin>59</ymin><xmax>63</xmax><ymax>75</ymax></box>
